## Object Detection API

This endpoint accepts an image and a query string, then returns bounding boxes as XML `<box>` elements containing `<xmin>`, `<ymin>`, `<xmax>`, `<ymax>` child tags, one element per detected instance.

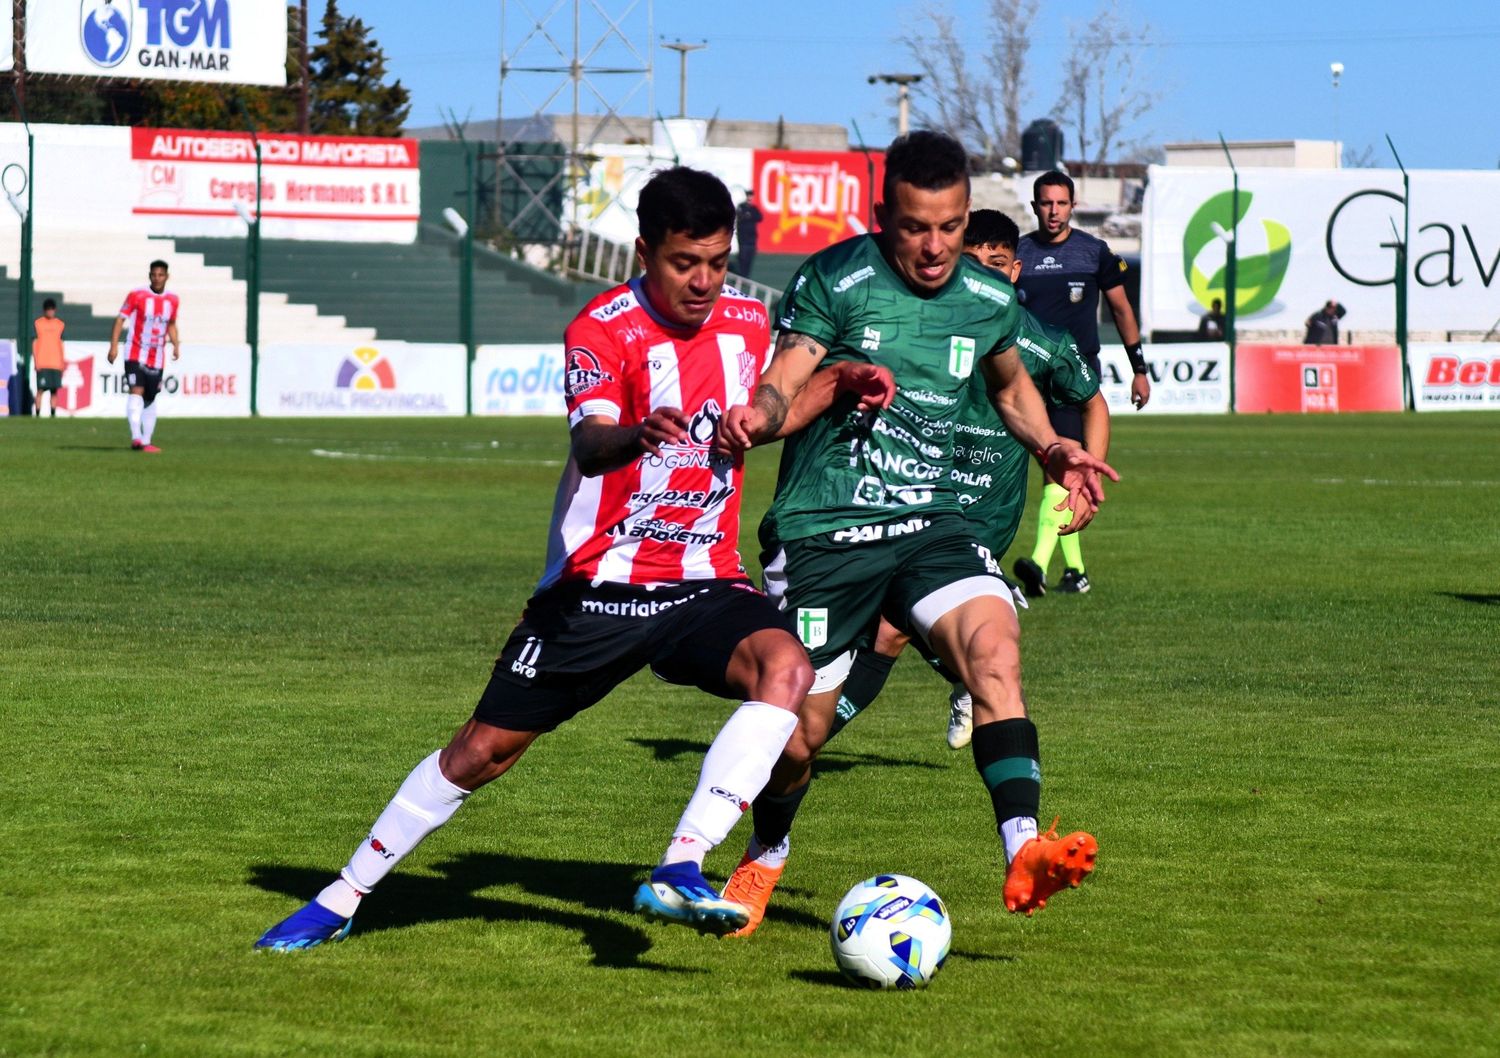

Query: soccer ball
<box><xmin>830</xmin><ymin>874</ymin><xmax>951</xmax><ymax>990</ymax></box>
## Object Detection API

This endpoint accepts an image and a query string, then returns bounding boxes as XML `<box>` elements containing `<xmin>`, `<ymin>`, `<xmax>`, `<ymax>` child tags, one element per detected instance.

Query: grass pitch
<box><xmin>2</xmin><ymin>412</ymin><xmax>1497</xmax><ymax>1058</ymax></box>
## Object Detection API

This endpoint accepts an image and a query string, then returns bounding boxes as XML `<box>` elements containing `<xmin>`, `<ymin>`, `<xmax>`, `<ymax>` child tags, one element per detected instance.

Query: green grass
<box><xmin>2</xmin><ymin>413</ymin><xmax>1498</xmax><ymax>1058</ymax></box>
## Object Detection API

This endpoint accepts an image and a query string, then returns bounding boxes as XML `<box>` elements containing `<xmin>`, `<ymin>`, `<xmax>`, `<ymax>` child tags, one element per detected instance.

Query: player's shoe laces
<box><xmin>633</xmin><ymin>862</ymin><xmax>749</xmax><ymax>936</ymax></box>
<box><xmin>1003</xmin><ymin>818</ymin><xmax>1097</xmax><ymax>916</ymax></box>
<box><xmin>721</xmin><ymin>851</ymin><xmax>786</xmax><ymax>937</ymax></box>
<box><xmin>946</xmin><ymin>687</ymin><xmax>973</xmax><ymax>750</ymax></box>
<box><xmin>1013</xmin><ymin>557</ymin><xmax>1047</xmax><ymax>598</ymax></box>
<box><xmin>253</xmin><ymin>899</ymin><xmax>354</xmax><ymax>951</ymax></box>
<box><xmin>1057</xmin><ymin>569</ymin><xmax>1091</xmax><ymax>594</ymax></box>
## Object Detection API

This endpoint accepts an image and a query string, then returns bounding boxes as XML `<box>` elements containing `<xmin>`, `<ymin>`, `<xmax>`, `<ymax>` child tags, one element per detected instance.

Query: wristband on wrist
<box><xmin>1033</xmin><ymin>441</ymin><xmax>1064</xmax><ymax>468</ymax></box>
<box><xmin>1126</xmin><ymin>341</ymin><xmax>1148</xmax><ymax>375</ymax></box>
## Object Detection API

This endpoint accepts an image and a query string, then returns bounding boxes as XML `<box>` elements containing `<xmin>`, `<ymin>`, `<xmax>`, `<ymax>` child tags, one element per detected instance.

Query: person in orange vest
<box><xmin>32</xmin><ymin>298</ymin><xmax>65</xmax><ymax>417</ymax></box>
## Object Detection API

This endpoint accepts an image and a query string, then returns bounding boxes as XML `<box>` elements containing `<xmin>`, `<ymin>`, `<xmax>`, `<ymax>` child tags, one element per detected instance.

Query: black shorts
<box><xmin>123</xmin><ymin>361</ymin><xmax>163</xmax><ymax>403</ymax></box>
<box><xmin>1046</xmin><ymin>352</ymin><xmax>1100</xmax><ymax>442</ymax></box>
<box><xmin>474</xmin><ymin>578</ymin><xmax>797</xmax><ymax>733</ymax></box>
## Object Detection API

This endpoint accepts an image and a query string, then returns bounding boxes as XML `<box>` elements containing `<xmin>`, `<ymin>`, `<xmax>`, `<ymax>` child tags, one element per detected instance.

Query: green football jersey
<box><xmin>953</xmin><ymin>307</ymin><xmax>1100</xmax><ymax>552</ymax></box>
<box><xmin>765</xmin><ymin>235</ymin><xmax>1023</xmax><ymax>542</ymax></box>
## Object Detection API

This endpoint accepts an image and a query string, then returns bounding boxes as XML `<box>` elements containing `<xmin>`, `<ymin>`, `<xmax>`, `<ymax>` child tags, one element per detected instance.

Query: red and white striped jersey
<box><xmin>118</xmin><ymin>288</ymin><xmax>180</xmax><ymax>370</ymax></box>
<box><xmin>538</xmin><ymin>278</ymin><xmax>772</xmax><ymax>589</ymax></box>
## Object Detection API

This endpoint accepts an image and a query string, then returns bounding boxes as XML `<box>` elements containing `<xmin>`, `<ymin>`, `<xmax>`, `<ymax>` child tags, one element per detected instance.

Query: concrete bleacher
<box><xmin>173</xmin><ymin>227</ymin><xmax>604</xmax><ymax>345</ymax></box>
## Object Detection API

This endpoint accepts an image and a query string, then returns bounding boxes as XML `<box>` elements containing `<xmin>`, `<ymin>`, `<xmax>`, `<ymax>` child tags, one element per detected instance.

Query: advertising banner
<box><xmin>131</xmin><ymin>127</ymin><xmax>420</xmax><ymax>240</ymax></box>
<box><xmin>1098</xmin><ymin>342</ymin><xmax>1230</xmax><ymax>414</ymax></box>
<box><xmin>28</xmin><ymin>0</ymin><xmax>287</xmax><ymax>86</ymax></box>
<box><xmin>48</xmin><ymin>342</ymin><xmax>250</xmax><ymax>417</ymax></box>
<box><xmin>1143</xmin><ymin>166</ymin><xmax>1500</xmax><ymax>335</ymax></box>
<box><xmin>259</xmin><ymin>343</ymin><xmax>465</xmax><ymax>417</ymax></box>
<box><xmin>473</xmin><ymin>344</ymin><xmax>566</xmax><ymax>417</ymax></box>
<box><xmin>750</xmin><ymin>150</ymin><xmax>885</xmax><ymax>257</ymax></box>
<box><xmin>0</xmin><ymin>340</ymin><xmax>13</xmax><ymax>415</ymax></box>
<box><xmin>1235</xmin><ymin>343</ymin><xmax>1403</xmax><ymax>413</ymax></box>
<box><xmin>1410</xmin><ymin>343</ymin><xmax>1500</xmax><ymax>411</ymax></box>
<box><xmin>571</xmin><ymin>145</ymin><xmax>753</xmax><ymax>247</ymax></box>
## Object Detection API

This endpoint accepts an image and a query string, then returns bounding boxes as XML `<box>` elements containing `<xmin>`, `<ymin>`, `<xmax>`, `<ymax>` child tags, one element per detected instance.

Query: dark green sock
<box><xmin>829</xmin><ymin>651</ymin><xmax>898</xmax><ymax>737</ymax></box>
<box><xmin>971</xmin><ymin>718</ymin><xmax>1041</xmax><ymax>831</ymax></box>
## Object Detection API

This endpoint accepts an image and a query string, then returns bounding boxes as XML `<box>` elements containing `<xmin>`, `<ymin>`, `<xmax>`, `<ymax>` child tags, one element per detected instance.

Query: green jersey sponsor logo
<box><xmin>961</xmin><ymin>274</ymin><xmax>1013</xmax><ymax>306</ymax></box>
<box><xmin>1183</xmin><ymin>190</ymin><xmax>1291</xmax><ymax>316</ymax></box>
<box><xmin>949</xmin><ymin>336</ymin><xmax>976</xmax><ymax>378</ymax></box>
<box><xmin>833</xmin><ymin>266</ymin><xmax>876</xmax><ymax>293</ymax></box>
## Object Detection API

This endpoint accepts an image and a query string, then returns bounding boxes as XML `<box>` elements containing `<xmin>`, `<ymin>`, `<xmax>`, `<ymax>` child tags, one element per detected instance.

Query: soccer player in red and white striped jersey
<box><xmin>107</xmin><ymin>260</ymin><xmax>180</xmax><ymax>453</ymax></box>
<box><xmin>257</xmin><ymin>168</ymin><xmax>868</xmax><ymax>952</ymax></box>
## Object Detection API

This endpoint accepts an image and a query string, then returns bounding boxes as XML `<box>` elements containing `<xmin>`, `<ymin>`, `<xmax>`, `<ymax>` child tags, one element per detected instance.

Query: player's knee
<box><xmin>744</xmin><ymin>634</ymin><xmax>814</xmax><ymax>708</ymax></box>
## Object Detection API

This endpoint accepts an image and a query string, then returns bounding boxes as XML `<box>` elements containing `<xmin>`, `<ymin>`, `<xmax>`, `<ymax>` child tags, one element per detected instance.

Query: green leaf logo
<box><xmin>1182</xmin><ymin>191</ymin><xmax>1291</xmax><ymax>316</ymax></box>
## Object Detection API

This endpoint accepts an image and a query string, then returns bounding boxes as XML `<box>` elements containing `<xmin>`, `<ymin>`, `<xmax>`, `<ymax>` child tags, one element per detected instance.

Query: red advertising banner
<box><xmin>1235</xmin><ymin>343</ymin><xmax>1404</xmax><ymax>413</ymax></box>
<box><xmin>751</xmin><ymin>150</ymin><xmax>885</xmax><ymax>256</ymax></box>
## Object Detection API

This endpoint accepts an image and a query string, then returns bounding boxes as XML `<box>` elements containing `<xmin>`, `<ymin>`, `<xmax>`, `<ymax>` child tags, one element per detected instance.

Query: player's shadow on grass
<box><xmin>248</xmin><ymin>852</ymin><xmax>704</xmax><ymax>973</ymax></box>
<box><xmin>55</xmin><ymin>444</ymin><xmax>136</xmax><ymax>452</ymax></box>
<box><xmin>1438</xmin><ymin>591</ymin><xmax>1500</xmax><ymax>606</ymax></box>
<box><xmin>628</xmin><ymin>737</ymin><xmax>945</xmax><ymax>775</ymax></box>
<box><xmin>790</xmin><ymin>949</ymin><xmax>1015</xmax><ymax>987</ymax></box>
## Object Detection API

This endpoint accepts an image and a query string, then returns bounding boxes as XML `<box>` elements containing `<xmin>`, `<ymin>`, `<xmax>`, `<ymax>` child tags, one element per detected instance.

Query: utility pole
<box><xmin>661</xmin><ymin>40</ymin><xmax>706</xmax><ymax>119</ymax></box>
<box><xmin>868</xmin><ymin>73</ymin><xmax>923</xmax><ymax>135</ymax></box>
<box><xmin>298</xmin><ymin>0</ymin><xmax>311</xmax><ymax>134</ymax></box>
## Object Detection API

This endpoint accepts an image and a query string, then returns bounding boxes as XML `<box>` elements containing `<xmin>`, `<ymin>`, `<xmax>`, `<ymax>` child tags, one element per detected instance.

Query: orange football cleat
<box><xmin>1003</xmin><ymin>818</ymin><xmax>1097</xmax><ymax>916</ymax></box>
<box><xmin>721</xmin><ymin>852</ymin><xmax>786</xmax><ymax>937</ymax></box>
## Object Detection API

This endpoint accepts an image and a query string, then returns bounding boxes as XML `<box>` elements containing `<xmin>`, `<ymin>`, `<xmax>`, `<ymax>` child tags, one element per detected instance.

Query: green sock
<box><xmin>1059</xmin><ymin>519</ymin><xmax>1084</xmax><ymax>573</ymax></box>
<box><xmin>1030</xmin><ymin>482</ymin><xmax>1070</xmax><ymax>574</ymax></box>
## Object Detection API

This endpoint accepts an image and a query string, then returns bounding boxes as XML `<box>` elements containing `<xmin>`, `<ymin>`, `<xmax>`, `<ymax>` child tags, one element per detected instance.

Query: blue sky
<box><xmin>354</xmin><ymin>0</ymin><xmax>1500</xmax><ymax>170</ymax></box>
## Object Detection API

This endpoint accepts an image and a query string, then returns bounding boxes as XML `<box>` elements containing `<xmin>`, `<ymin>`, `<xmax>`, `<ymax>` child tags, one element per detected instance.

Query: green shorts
<box><xmin>762</xmin><ymin>512</ymin><xmax>1011</xmax><ymax>691</ymax></box>
<box><xmin>35</xmin><ymin>368</ymin><xmax>62</xmax><ymax>392</ymax></box>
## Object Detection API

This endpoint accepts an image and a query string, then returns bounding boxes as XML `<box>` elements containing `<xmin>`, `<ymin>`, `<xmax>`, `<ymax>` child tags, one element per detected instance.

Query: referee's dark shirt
<box><xmin>1015</xmin><ymin>229</ymin><xmax>1127</xmax><ymax>358</ymax></box>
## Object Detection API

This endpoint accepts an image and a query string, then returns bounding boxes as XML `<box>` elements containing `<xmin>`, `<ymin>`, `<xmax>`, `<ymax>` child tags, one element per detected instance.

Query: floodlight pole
<box><xmin>11</xmin><ymin>87</ymin><xmax>33</xmax><ymax>415</ymax></box>
<box><xmin>1218</xmin><ymin>133</ymin><xmax>1239</xmax><ymax>412</ymax></box>
<box><xmin>661</xmin><ymin>41</ymin><xmax>706</xmax><ymax>119</ymax></box>
<box><xmin>452</xmin><ymin>135</ymin><xmax>477</xmax><ymax>416</ymax></box>
<box><xmin>1386</xmin><ymin>133</ymin><xmax>1412</xmax><ymax>411</ymax></box>
<box><xmin>869</xmin><ymin>73</ymin><xmax>923</xmax><ymax>135</ymax></box>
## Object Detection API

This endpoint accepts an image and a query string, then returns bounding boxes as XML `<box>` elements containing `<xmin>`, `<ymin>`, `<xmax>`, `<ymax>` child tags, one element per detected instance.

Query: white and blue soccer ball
<box><xmin>830</xmin><ymin>874</ymin><xmax>951</xmax><ymax>990</ymax></box>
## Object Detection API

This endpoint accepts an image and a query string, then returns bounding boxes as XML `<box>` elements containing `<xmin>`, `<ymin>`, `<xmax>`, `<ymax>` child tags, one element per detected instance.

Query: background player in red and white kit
<box><xmin>107</xmin><ymin>259</ymin><xmax>180</xmax><ymax>453</ymax></box>
<box><xmin>257</xmin><ymin>167</ymin><xmax>840</xmax><ymax>951</ymax></box>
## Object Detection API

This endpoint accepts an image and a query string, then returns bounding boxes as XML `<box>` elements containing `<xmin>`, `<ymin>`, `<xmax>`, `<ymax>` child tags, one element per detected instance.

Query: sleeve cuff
<box><xmin>568</xmin><ymin>399</ymin><xmax>621</xmax><ymax>428</ymax></box>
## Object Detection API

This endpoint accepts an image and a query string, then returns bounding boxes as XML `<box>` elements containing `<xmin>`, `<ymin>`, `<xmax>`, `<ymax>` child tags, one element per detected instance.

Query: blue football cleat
<box><xmin>254</xmin><ymin>900</ymin><xmax>354</xmax><ymax>951</ymax></box>
<box><xmin>633</xmin><ymin>862</ymin><xmax>750</xmax><ymax>936</ymax></box>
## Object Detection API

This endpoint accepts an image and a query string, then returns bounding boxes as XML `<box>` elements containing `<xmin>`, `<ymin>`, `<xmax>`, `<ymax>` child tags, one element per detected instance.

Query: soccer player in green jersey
<box><xmin>715</xmin><ymin>132</ymin><xmax>1117</xmax><ymax>933</ymax></box>
<box><xmin>826</xmin><ymin>209</ymin><xmax>1109</xmax><ymax>751</ymax></box>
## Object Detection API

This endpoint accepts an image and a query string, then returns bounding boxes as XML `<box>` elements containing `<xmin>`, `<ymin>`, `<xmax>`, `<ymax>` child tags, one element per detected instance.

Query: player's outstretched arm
<box><xmin>572</xmin><ymin>409</ymin><xmax>689</xmax><ymax>477</ymax></box>
<box><xmin>717</xmin><ymin>331</ymin><xmax>830</xmax><ymax>455</ymax></box>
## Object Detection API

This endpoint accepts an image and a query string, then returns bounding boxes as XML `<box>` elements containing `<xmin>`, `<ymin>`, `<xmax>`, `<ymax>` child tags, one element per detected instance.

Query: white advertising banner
<box><xmin>130</xmin><ymin>127</ymin><xmax>420</xmax><ymax>241</ymax></box>
<box><xmin>259</xmin><ymin>343</ymin><xmax>466</xmax><ymax>417</ymax></box>
<box><xmin>1098</xmin><ymin>343</ymin><xmax>1230</xmax><ymax>414</ymax></box>
<box><xmin>48</xmin><ymin>341</ymin><xmax>250</xmax><ymax>417</ymax></box>
<box><xmin>472</xmin><ymin>344</ymin><xmax>566</xmax><ymax>417</ymax></box>
<box><xmin>28</xmin><ymin>0</ymin><xmax>287</xmax><ymax>85</ymax></box>
<box><xmin>571</xmin><ymin>145</ymin><xmax>753</xmax><ymax>246</ymax></box>
<box><xmin>1410</xmin><ymin>343</ymin><xmax>1500</xmax><ymax>412</ymax></box>
<box><xmin>1143</xmin><ymin>166</ymin><xmax>1500</xmax><ymax>336</ymax></box>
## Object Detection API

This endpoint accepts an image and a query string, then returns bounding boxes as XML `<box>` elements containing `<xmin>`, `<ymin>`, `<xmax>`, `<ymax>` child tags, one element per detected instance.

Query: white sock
<box><xmin>126</xmin><ymin>394</ymin><xmax>144</xmax><ymax>443</ymax></box>
<box><xmin>661</xmin><ymin>702</ymin><xmax>798</xmax><ymax>867</ymax></box>
<box><xmin>337</xmin><ymin>751</ymin><xmax>471</xmax><ymax>896</ymax></box>
<box><xmin>746</xmin><ymin>833</ymin><xmax>790</xmax><ymax>869</ymax></box>
<box><xmin>141</xmin><ymin>401</ymin><xmax>158</xmax><ymax>443</ymax></box>
<box><xmin>1001</xmin><ymin>816</ymin><xmax>1039</xmax><ymax>864</ymax></box>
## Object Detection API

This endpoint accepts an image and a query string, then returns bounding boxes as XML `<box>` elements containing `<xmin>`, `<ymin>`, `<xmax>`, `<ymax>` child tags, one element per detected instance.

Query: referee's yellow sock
<box><xmin>1030</xmin><ymin>482</ymin><xmax>1072</xmax><ymax>575</ymax></box>
<box><xmin>1059</xmin><ymin>518</ymin><xmax>1085</xmax><ymax>573</ymax></box>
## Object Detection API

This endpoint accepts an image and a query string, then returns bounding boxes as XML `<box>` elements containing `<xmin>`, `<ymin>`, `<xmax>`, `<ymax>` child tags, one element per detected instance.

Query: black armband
<box><xmin>1125</xmin><ymin>342</ymin><xmax>1148</xmax><ymax>375</ymax></box>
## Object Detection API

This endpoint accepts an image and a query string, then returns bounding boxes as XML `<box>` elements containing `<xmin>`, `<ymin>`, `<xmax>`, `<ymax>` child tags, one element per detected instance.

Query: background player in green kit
<box><xmin>715</xmin><ymin>132</ymin><xmax>1118</xmax><ymax>934</ymax></box>
<box><xmin>826</xmin><ymin>209</ymin><xmax>1109</xmax><ymax>755</ymax></box>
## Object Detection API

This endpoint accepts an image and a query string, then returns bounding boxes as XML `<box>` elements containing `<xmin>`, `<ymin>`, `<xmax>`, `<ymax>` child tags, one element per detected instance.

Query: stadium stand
<box><xmin>174</xmin><ymin>228</ymin><xmax>604</xmax><ymax>344</ymax></box>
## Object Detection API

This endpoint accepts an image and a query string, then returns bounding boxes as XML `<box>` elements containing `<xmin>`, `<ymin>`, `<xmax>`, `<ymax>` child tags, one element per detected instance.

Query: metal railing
<box><xmin>560</xmin><ymin>226</ymin><xmax>783</xmax><ymax>307</ymax></box>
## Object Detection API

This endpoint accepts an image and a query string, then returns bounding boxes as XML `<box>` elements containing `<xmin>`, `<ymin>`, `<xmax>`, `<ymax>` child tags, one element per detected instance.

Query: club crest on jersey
<box><xmin>565</xmin><ymin>347</ymin><xmax>614</xmax><ymax>398</ymax></box>
<box><xmin>1068</xmin><ymin>282</ymin><xmax>1086</xmax><ymax>303</ymax></box>
<box><xmin>796</xmin><ymin>608</ymin><xmax>829</xmax><ymax>648</ymax></box>
<box><xmin>738</xmin><ymin>349</ymin><xmax>759</xmax><ymax>390</ymax></box>
<box><xmin>948</xmin><ymin>336</ymin><xmax>976</xmax><ymax>378</ymax></box>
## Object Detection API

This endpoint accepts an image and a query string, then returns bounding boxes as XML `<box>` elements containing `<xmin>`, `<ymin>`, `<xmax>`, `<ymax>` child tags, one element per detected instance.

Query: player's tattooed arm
<box><xmin>717</xmin><ymin>330</ymin><xmax>829</xmax><ymax>453</ymax></box>
<box><xmin>572</xmin><ymin>411</ymin><xmax>689</xmax><ymax>476</ymax></box>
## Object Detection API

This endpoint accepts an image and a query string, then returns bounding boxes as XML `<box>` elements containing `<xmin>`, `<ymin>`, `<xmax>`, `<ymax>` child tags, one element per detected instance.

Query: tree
<box><xmin>1052</xmin><ymin>2</ymin><xmax>1160</xmax><ymax>166</ymax></box>
<box><xmin>308</xmin><ymin>0</ymin><xmax>410</xmax><ymax>136</ymax></box>
<box><xmin>898</xmin><ymin>0</ymin><xmax>1039</xmax><ymax>168</ymax></box>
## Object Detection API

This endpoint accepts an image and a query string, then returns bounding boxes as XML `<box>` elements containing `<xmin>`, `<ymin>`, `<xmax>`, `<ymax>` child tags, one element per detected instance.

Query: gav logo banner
<box><xmin>1144</xmin><ymin>166</ymin><xmax>1500</xmax><ymax>335</ymax></box>
<box><xmin>29</xmin><ymin>0</ymin><xmax>287</xmax><ymax>86</ymax></box>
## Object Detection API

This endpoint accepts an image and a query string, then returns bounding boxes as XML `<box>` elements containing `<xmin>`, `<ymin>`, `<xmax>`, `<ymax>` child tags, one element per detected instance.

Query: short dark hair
<box><xmin>42</xmin><ymin>297</ymin><xmax>57</xmax><ymax>311</ymax></box>
<box><xmin>1032</xmin><ymin>170</ymin><xmax>1074</xmax><ymax>202</ymax></box>
<box><xmin>636</xmin><ymin>167</ymin><xmax>735</xmax><ymax>248</ymax></box>
<box><xmin>964</xmin><ymin>209</ymin><xmax>1019</xmax><ymax>251</ymax></box>
<box><xmin>882</xmin><ymin>130</ymin><xmax>970</xmax><ymax>206</ymax></box>
<box><xmin>149</xmin><ymin>259</ymin><xmax>169</xmax><ymax>272</ymax></box>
